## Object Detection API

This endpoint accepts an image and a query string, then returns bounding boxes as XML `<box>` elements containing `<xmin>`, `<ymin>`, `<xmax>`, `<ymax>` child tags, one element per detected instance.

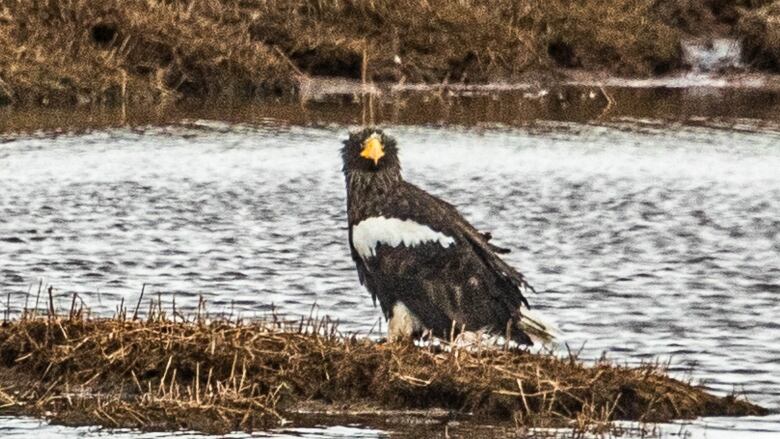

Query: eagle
<box><xmin>342</xmin><ymin>128</ymin><xmax>558</xmax><ymax>346</ymax></box>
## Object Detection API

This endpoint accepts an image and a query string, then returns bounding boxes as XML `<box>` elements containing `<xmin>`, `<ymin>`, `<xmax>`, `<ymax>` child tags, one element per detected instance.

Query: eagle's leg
<box><xmin>387</xmin><ymin>301</ymin><xmax>423</xmax><ymax>342</ymax></box>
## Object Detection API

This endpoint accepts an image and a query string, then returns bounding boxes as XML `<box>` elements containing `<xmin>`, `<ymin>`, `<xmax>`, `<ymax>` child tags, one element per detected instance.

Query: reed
<box><xmin>0</xmin><ymin>294</ymin><xmax>766</xmax><ymax>434</ymax></box>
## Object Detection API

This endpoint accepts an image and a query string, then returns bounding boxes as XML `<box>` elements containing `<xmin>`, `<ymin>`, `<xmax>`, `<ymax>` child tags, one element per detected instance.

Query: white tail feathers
<box><xmin>518</xmin><ymin>305</ymin><xmax>561</xmax><ymax>347</ymax></box>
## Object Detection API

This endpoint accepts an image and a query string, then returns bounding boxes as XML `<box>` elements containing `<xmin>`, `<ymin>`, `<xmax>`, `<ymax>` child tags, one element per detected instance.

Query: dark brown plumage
<box><xmin>342</xmin><ymin>128</ymin><xmax>555</xmax><ymax>345</ymax></box>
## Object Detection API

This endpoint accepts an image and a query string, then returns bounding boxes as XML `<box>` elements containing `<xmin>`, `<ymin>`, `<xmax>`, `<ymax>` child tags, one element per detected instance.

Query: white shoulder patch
<box><xmin>352</xmin><ymin>216</ymin><xmax>455</xmax><ymax>260</ymax></box>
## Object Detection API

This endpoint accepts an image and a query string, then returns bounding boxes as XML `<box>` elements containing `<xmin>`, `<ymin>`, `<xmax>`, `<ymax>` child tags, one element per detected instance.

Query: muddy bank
<box><xmin>1</xmin><ymin>0</ymin><xmax>779</xmax><ymax>108</ymax></box>
<box><xmin>0</xmin><ymin>313</ymin><xmax>766</xmax><ymax>435</ymax></box>
<box><xmin>4</xmin><ymin>82</ymin><xmax>780</xmax><ymax>135</ymax></box>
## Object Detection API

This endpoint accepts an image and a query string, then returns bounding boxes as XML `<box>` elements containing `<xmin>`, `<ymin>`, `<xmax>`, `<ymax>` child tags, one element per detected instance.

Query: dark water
<box><xmin>1</xmin><ymin>90</ymin><xmax>780</xmax><ymax>437</ymax></box>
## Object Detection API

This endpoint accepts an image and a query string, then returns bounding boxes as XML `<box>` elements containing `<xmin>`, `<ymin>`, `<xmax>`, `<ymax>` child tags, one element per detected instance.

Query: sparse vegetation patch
<box><xmin>0</xmin><ymin>305</ymin><xmax>766</xmax><ymax>434</ymax></box>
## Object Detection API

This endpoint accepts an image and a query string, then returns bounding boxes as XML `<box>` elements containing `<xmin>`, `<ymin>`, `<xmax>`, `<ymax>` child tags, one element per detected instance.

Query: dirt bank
<box><xmin>740</xmin><ymin>2</ymin><xmax>780</xmax><ymax>71</ymax></box>
<box><xmin>0</xmin><ymin>311</ymin><xmax>766</xmax><ymax>435</ymax></box>
<box><xmin>1</xmin><ymin>1</ymin><xmax>778</xmax><ymax>108</ymax></box>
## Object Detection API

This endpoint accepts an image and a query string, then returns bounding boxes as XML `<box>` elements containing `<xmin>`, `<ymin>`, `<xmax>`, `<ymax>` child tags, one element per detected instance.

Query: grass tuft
<box><xmin>0</xmin><ymin>297</ymin><xmax>766</xmax><ymax>434</ymax></box>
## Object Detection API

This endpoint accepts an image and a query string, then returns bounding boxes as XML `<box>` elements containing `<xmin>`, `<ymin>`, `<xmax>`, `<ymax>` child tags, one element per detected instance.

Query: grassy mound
<box><xmin>0</xmin><ymin>310</ymin><xmax>766</xmax><ymax>434</ymax></box>
<box><xmin>0</xmin><ymin>0</ymin><xmax>701</xmax><ymax>107</ymax></box>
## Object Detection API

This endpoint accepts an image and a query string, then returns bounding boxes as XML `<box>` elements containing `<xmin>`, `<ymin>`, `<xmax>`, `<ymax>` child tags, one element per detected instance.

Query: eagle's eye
<box><xmin>360</xmin><ymin>134</ymin><xmax>385</xmax><ymax>165</ymax></box>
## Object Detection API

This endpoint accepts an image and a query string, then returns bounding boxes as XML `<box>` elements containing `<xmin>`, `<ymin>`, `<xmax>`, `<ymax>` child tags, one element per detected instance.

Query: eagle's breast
<box><xmin>351</xmin><ymin>216</ymin><xmax>455</xmax><ymax>260</ymax></box>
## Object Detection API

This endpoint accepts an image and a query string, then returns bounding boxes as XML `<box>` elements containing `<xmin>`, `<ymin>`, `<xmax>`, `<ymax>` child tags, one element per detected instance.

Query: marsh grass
<box><xmin>0</xmin><ymin>290</ymin><xmax>766</xmax><ymax>435</ymax></box>
<box><xmin>739</xmin><ymin>2</ymin><xmax>780</xmax><ymax>71</ymax></box>
<box><xmin>3</xmin><ymin>0</ymin><xmax>773</xmax><ymax>109</ymax></box>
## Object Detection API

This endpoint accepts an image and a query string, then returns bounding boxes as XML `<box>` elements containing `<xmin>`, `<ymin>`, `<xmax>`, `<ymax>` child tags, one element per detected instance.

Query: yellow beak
<box><xmin>360</xmin><ymin>136</ymin><xmax>385</xmax><ymax>165</ymax></box>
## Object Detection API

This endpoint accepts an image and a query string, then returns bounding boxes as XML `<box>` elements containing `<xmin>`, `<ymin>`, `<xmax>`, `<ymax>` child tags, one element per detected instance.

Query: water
<box><xmin>1</xmin><ymin>91</ymin><xmax>780</xmax><ymax>437</ymax></box>
<box><xmin>682</xmin><ymin>39</ymin><xmax>742</xmax><ymax>73</ymax></box>
<box><xmin>0</xmin><ymin>416</ymin><xmax>387</xmax><ymax>438</ymax></box>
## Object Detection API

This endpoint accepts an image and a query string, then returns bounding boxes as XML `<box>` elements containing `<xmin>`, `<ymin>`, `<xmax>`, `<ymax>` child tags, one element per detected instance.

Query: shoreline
<box><xmin>0</xmin><ymin>313</ymin><xmax>767</xmax><ymax>435</ymax></box>
<box><xmin>3</xmin><ymin>78</ymin><xmax>780</xmax><ymax>135</ymax></box>
<box><xmin>2</xmin><ymin>1</ymin><xmax>780</xmax><ymax>110</ymax></box>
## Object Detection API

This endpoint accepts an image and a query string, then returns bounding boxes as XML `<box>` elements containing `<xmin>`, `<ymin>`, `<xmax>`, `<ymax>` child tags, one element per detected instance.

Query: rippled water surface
<box><xmin>1</xmin><ymin>115</ymin><xmax>779</xmax><ymax>437</ymax></box>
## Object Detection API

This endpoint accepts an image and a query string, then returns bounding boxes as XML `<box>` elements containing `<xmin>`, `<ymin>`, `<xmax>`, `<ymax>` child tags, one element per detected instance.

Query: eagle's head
<box><xmin>341</xmin><ymin>128</ymin><xmax>400</xmax><ymax>176</ymax></box>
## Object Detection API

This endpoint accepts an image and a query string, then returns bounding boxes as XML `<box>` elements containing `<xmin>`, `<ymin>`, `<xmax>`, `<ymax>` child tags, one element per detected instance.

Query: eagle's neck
<box><xmin>346</xmin><ymin>168</ymin><xmax>401</xmax><ymax>222</ymax></box>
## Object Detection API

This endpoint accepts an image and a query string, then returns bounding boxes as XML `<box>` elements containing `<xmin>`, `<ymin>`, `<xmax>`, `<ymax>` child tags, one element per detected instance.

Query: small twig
<box><xmin>32</xmin><ymin>279</ymin><xmax>43</xmax><ymax>316</ymax></box>
<box><xmin>47</xmin><ymin>286</ymin><xmax>55</xmax><ymax>319</ymax></box>
<box><xmin>68</xmin><ymin>293</ymin><xmax>78</xmax><ymax>320</ymax></box>
<box><xmin>23</xmin><ymin>283</ymin><xmax>32</xmax><ymax>316</ymax></box>
<box><xmin>159</xmin><ymin>355</ymin><xmax>173</xmax><ymax>395</ymax></box>
<box><xmin>597</xmin><ymin>85</ymin><xmax>616</xmax><ymax>119</ymax></box>
<box><xmin>273</xmin><ymin>46</ymin><xmax>305</xmax><ymax>78</ymax></box>
<box><xmin>132</xmin><ymin>283</ymin><xmax>147</xmax><ymax>321</ymax></box>
<box><xmin>361</xmin><ymin>43</ymin><xmax>369</xmax><ymax>127</ymax></box>
<box><xmin>3</xmin><ymin>292</ymin><xmax>9</xmax><ymax>323</ymax></box>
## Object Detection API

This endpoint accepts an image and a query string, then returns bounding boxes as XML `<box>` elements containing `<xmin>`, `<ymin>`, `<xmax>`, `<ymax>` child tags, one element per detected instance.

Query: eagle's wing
<box><xmin>341</xmin><ymin>181</ymin><xmax>538</xmax><ymax>342</ymax></box>
<box><xmin>393</xmin><ymin>182</ymin><xmax>534</xmax><ymax>308</ymax></box>
<box><xmin>348</xmin><ymin>226</ymin><xmax>374</xmax><ymax>303</ymax></box>
<box><xmin>351</xmin><ymin>181</ymin><xmax>555</xmax><ymax>343</ymax></box>
<box><xmin>393</xmin><ymin>184</ymin><xmax>558</xmax><ymax>343</ymax></box>
<box><xmin>481</xmin><ymin>232</ymin><xmax>511</xmax><ymax>254</ymax></box>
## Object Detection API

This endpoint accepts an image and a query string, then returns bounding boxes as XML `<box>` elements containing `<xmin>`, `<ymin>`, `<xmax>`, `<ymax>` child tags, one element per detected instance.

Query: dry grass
<box><xmin>739</xmin><ymin>2</ymin><xmax>780</xmax><ymax>71</ymax></box>
<box><xmin>0</xmin><ymin>295</ymin><xmax>766</xmax><ymax>435</ymax></box>
<box><xmin>0</xmin><ymin>0</ymin><xmax>297</xmax><ymax>107</ymax></box>
<box><xmin>4</xmin><ymin>0</ymin><xmax>767</xmax><ymax>108</ymax></box>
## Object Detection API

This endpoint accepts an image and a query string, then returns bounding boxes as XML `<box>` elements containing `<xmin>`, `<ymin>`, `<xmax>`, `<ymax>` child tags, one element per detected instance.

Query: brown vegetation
<box><xmin>0</xmin><ymin>0</ymin><xmax>297</xmax><ymax>107</ymax></box>
<box><xmin>0</xmin><ymin>304</ymin><xmax>766</xmax><ymax>435</ymax></box>
<box><xmin>739</xmin><ymin>2</ymin><xmax>780</xmax><ymax>71</ymax></box>
<box><xmin>1</xmin><ymin>1</ymin><xmax>778</xmax><ymax>109</ymax></box>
